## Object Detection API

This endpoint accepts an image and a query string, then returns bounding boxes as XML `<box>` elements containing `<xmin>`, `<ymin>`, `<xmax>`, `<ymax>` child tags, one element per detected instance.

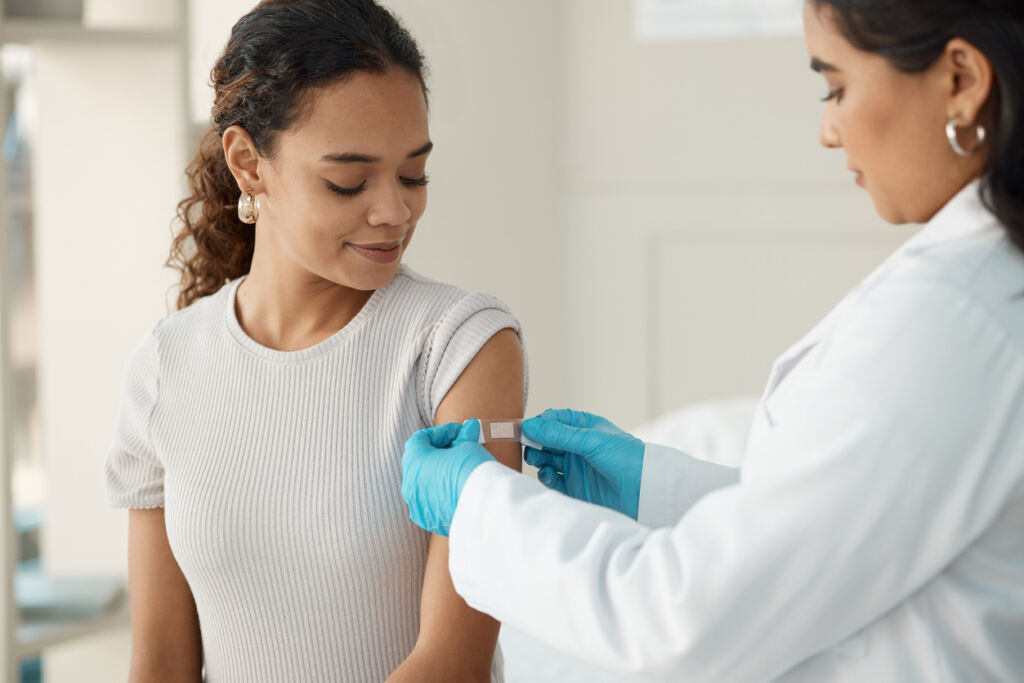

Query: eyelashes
<box><xmin>821</xmin><ymin>88</ymin><xmax>844</xmax><ymax>103</ymax></box>
<box><xmin>403</xmin><ymin>174</ymin><xmax>430</xmax><ymax>187</ymax></box>
<box><xmin>326</xmin><ymin>180</ymin><xmax>367</xmax><ymax>196</ymax></box>
<box><xmin>326</xmin><ymin>175</ymin><xmax>430</xmax><ymax>197</ymax></box>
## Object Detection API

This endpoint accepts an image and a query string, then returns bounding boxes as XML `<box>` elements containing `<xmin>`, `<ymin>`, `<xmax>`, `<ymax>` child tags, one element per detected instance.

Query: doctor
<box><xmin>402</xmin><ymin>1</ymin><xmax>1024</xmax><ymax>680</ymax></box>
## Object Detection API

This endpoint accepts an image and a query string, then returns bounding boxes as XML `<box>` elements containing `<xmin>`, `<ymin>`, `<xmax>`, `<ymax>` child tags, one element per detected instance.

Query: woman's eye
<box><xmin>821</xmin><ymin>88</ymin><xmax>844</xmax><ymax>103</ymax></box>
<box><xmin>326</xmin><ymin>180</ymin><xmax>366</xmax><ymax>196</ymax></box>
<box><xmin>401</xmin><ymin>174</ymin><xmax>430</xmax><ymax>187</ymax></box>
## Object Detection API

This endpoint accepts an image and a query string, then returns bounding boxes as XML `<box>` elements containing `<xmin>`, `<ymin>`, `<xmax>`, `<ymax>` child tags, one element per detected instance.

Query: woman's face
<box><xmin>256</xmin><ymin>69</ymin><xmax>431</xmax><ymax>291</ymax></box>
<box><xmin>802</xmin><ymin>3</ymin><xmax>982</xmax><ymax>224</ymax></box>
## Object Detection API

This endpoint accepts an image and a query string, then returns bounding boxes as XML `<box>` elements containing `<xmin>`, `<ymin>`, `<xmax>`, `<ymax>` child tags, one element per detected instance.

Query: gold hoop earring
<box><xmin>946</xmin><ymin>117</ymin><xmax>986</xmax><ymax>157</ymax></box>
<box><xmin>237</xmin><ymin>191</ymin><xmax>260</xmax><ymax>224</ymax></box>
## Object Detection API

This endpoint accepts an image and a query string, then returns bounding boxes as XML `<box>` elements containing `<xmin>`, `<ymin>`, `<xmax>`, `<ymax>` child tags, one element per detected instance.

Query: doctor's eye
<box><xmin>821</xmin><ymin>88</ymin><xmax>844</xmax><ymax>104</ymax></box>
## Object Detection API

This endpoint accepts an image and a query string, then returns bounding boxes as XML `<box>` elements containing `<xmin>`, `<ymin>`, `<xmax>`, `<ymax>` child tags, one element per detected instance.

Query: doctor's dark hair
<box><xmin>811</xmin><ymin>0</ymin><xmax>1024</xmax><ymax>253</ymax></box>
<box><xmin>168</xmin><ymin>0</ymin><xmax>427</xmax><ymax>310</ymax></box>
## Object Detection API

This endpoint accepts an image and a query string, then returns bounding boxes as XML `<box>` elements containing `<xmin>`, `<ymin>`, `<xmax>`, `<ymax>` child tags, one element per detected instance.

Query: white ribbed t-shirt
<box><xmin>105</xmin><ymin>265</ymin><xmax>527</xmax><ymax>683</ymax></box>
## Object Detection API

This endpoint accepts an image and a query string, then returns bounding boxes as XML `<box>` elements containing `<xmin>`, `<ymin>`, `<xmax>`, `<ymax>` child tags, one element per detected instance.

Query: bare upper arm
<box><xmin>128</xmin><ymin>508</ymin><xmax>203</xmax><ymax>682</ymax></box>
<box><xmin>412</xmin><ymin>328</ymin><xmax>525</xmax><ymax>678</ymax></box>
<box><xmin>435</xmin><ymin>327</ymin><xmax>525</xmax><ymax>469</ymax></box>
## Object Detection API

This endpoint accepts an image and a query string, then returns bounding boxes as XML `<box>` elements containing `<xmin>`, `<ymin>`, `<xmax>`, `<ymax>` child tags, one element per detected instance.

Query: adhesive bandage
<box><xmin>476</xmin><ymin>419</ymin><xmax>541</xmax><ymax>450</ymax></box>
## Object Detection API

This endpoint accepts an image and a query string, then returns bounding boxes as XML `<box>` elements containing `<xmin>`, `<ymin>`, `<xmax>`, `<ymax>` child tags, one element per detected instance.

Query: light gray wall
<box><xmin>559</xmin><ymin>0</ymin><xmax>914</xmax><ymax>429</ymax></box>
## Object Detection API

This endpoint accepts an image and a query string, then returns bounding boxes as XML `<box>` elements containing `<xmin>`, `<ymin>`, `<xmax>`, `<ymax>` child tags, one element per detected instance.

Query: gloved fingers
<box><xmin>536</xmin><ymin>466</ymin><xmax>568</xmax><ymax>494</ymax></box>
<box><xmin>523</xmin><ymin>446</ymin><xmax>566</xmax><ymax>471</ymax></box>
<box><xmin>402</xmin><ymin>423</ymin><xmax>462</xmax><ymax>474</ymax></box>
<box><xmin>425</xmin><ymin>422</ymin><xmax>464</xmax><ymax>448</ymax></box>
<box><xmin>454</xmin><ymin>418</ymin><xmax>481</xmax><ymax>444</ymax></box>
<box><xmin>521</xmin><ymin>415</ymin><xmax>591</xmax><ymax>456</ymax></box>
<box><xmin>537</xmin><ymin>408</ymin><xmax>604</xmax><ymax>429</ymax></box>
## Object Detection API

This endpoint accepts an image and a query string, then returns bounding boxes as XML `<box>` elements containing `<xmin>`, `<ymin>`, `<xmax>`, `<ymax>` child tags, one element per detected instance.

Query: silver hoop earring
<box><xmin>237</xmin><ymin>191</ymin><xmax>260</xmax><ymax>224</ymax></box>
<box><xmin>946</xmin><ymin>117</ymin><xmax>986</xmax><ymax>157</ymax></box>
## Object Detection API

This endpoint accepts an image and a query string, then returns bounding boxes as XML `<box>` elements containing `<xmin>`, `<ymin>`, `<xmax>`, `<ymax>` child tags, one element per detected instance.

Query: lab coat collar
<box><xmin>901</xmin><ymin>179</ymin><xmax>1002</xmax><ymax>254</ymax></box>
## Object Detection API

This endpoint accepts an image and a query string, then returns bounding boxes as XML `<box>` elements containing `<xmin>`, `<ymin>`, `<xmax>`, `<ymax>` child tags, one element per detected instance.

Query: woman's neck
<box><xmin>234</xmin><ymin>250</ymin><xmax>375</xmax><ymax>352</ymax></box>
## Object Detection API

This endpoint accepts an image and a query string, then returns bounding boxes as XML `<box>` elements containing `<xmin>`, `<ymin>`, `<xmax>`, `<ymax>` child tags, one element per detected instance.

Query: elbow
<box><xmin>129</xmin><ymin>656</ymin><xmax>203</xmax><ymax>683</ymax></box>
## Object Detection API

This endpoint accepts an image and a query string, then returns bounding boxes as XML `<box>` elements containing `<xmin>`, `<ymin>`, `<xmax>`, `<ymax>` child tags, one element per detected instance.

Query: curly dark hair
<box><xmin>168</xmin><ymin>0</ymin><xmax>427</xmax><ymax>310</ymax></box>
<box><xmin>811</xmin><ymin>0</ymin><xmax>1024</xmax><ymax>253</ymax></box>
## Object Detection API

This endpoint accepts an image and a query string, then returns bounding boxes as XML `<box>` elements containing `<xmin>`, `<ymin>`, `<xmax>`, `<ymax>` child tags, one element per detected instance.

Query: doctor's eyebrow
<box><xmin>320</xmin><ymin>140</ymin><xmax>434</xmax><ymax>164</ymax></box>
<box><xmin>810</xmin><ymin>58</ymin><xmax>839</xmax><ymax>73</ymax></box>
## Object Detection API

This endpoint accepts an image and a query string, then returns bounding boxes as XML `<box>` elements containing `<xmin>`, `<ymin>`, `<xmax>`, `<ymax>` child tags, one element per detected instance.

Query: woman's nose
<box><xmin>367</xmin><ymin>181</ymin><xmax>412</xmax><ymax>227</ymax></box>
<box><xmin>819</xmin><ymin>112</ymin><xmax>842</xmax><ymax>149</ymax></box>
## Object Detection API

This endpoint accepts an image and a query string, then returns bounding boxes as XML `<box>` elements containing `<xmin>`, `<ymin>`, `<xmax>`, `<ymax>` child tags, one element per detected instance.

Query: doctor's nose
<box><xmin>367</xmin><ymin>181</ymin><xmax>413</xmax><ymax>228</ymax></box>
<box><xmin>818</xmin><ymin>113</ymin><xmax>842</xmax><ymax>149</ymax></box>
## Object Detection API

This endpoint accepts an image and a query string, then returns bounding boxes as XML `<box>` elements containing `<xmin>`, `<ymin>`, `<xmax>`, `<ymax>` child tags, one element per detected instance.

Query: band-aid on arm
<box><xmin>477</xmin><ymin>418</ymin><xmax>541</xmax><ymax>450</ymax></box>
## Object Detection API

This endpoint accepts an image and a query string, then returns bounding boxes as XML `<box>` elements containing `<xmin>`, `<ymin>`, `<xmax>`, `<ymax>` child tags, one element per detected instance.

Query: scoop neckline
<box><xmin>223</xmin><ymin>275</ymin><xmax>388</xmax><ymax>363</ymax></box>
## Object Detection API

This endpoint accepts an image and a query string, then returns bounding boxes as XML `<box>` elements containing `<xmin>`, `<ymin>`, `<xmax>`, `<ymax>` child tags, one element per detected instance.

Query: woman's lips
<box><xmin>347</xmin><ymin>241</ymin><xmax>403</xmax><ymax>264</ymax></box>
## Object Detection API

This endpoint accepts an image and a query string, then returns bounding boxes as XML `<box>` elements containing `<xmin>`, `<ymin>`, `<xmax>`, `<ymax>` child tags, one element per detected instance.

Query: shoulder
<box><xmin>388</xmin><ymin>264</ymin><xmax>521</xmax><ymax>334</ymax></box>
<box><xmin>395</xmin><ymin>265</ymin><xmax>528</xmax><ymax>423</ymax></box>
<box><xmin>154</xmin><ymin>280</ymin><xmax>232</xmax><ymax>343</ymax></box>
<box><xmin>821</xmin><ymin>249</ymin><xmax>1024</xmax><ymax>406</ymax></box>
<box><xmin>861</xmin><ymin>234</ymin><xmax>1024</xmax><ymax>361</ymax></box>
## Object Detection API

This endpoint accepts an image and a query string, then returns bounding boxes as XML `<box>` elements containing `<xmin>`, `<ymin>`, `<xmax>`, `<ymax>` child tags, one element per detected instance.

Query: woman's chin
<box><xmin>334</xmin><ymin>259</ymin><xmax>405</xmax><ymax>291</ymax></box>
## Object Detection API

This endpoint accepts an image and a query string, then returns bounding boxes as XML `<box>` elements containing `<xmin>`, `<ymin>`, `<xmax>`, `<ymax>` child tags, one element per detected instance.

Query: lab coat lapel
<box><xmin>759</xmin><ymin>294</ymin><xmax>853</xmax><ymax>426</ymax></box>
<box><xmin>760</xmin><ymin>333</ymin><xmax>820</xmax><ymax>426</ymax></box>
<box><xmin>759</xmin><ymin>228</ymin><xmax>913</xmax><ymax>420</ymax></box>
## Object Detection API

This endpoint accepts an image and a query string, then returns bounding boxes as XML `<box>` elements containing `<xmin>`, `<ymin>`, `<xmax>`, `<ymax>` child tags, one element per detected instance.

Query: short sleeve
<box><xmin>417</xmin><ymin>292</ymin><xmax>529</xmax><ymax>425</ymax></box>
<box><xmin>105</xmin><ymin>324</ymin><xmax>164</xmax><ymax>508</ymax></box>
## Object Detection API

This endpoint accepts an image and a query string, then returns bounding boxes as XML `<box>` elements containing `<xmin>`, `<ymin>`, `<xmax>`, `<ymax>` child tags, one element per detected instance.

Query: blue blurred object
<box><xmin>19</xmin><ymin>657</ymin><xmax>41</xmax><ymax>683</ymax></box>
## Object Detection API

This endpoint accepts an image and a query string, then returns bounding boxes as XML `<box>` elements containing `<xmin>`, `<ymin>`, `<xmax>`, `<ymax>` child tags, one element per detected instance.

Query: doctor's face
<box><xmin>802</xmin><ymin>3</ymin><xmax>979</xmax><ymax>224</ymax></box>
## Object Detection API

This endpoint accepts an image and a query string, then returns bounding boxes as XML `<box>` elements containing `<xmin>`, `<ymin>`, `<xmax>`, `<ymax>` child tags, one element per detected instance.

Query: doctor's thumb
<box><xmin>455</xmin><ymin>418</ymin><xmax>481</xmax><ymax>444</ymax></box>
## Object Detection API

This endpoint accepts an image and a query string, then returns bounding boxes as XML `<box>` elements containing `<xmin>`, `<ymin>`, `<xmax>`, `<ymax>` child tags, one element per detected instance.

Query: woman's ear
<box><xmin>944</xmin><ymin>38</ymin><xmax>995</xmax><ymax>128</ymax></box>
<box><xmin>222</xmin><ymin>125</ymin><xmax>265</xmax><ymax>194</ymax></box>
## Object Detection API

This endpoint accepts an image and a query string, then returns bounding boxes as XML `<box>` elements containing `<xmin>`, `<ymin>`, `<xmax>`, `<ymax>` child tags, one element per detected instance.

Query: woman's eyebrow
<box><xmin>810</xmin><ymin>57</ymin><xmax>839</xmax><ymax>73</ymax></box>
<box><xmin>320</xmin><ymin>140</ymin><xmax>434</xmax><ymax>164</ymax></box>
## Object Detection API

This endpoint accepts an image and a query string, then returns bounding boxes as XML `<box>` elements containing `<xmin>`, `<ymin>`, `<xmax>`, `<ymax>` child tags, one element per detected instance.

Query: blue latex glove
<box><xmin>521</xmin><ymin>409</ymin><xmax>645</xmax><ymax>519</ymax></box>
<box><xmin>401</xmin><ymin>419</ymin><xmax>494</xmax><ymax>537</ymax></box>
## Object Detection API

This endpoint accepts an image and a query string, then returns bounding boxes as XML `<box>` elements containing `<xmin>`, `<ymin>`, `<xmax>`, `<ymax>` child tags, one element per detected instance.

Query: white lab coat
<box><xmin>448</xmin><ymin>181</ymin><xmax>1024</xmax><ymax>682</ymax></box>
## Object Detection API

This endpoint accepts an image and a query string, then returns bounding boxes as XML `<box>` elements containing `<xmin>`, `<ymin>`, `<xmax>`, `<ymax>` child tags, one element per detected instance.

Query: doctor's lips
<box><xmin>848</xmin><ymin>166</ymin><xmax>864</xmax><ymax>187</ymax></box>
<box><xmin>347</xmin><ymin>240</ymin><xmax>404</xmax><ymax>264</ymax></box>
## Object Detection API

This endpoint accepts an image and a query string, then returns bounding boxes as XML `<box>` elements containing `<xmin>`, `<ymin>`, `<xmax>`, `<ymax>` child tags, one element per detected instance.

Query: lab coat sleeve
<box><xmin>637</xmin><ymin>443</ymin><xmax>740</xmax><ymax>528</ymax></box>
<box><xmin>448</xmin><ymin>277</ymin><xmax>1024</xmax><ymax>681</ymax></box>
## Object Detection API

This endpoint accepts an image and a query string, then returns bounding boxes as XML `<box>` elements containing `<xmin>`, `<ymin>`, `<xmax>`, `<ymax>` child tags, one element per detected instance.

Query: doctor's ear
<box><xmin>941</xmin><ymin>38</ymin><xmax>995</xmax><ymax>130</ymax></box>
<box><xmin>222</xmin><ymin>125</ymin><xmax>267</xmax><ymax>195</ymax></box>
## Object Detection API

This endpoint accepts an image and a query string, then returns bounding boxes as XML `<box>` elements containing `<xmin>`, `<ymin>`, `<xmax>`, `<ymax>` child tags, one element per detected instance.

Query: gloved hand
<box><xmin>521</xmin><ymin>409</ymin><xmax>645</xmax><ymax>519</ymax></box>
<box><xmin>401</xmin><ymin>419</ymin><xmax>494</xmax><ymax>536</ymax></box>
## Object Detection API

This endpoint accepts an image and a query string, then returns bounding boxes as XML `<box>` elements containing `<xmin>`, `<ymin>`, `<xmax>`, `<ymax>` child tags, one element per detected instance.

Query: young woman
<box><xmin>105</xmin><ymin>1</ymin><xmax>525</xmax><ymax>681</ymax></box>
<box><xmin>402</xmin><ymin>0</ymin><xmax>1024</xmax><ymax>680</ymax></box>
